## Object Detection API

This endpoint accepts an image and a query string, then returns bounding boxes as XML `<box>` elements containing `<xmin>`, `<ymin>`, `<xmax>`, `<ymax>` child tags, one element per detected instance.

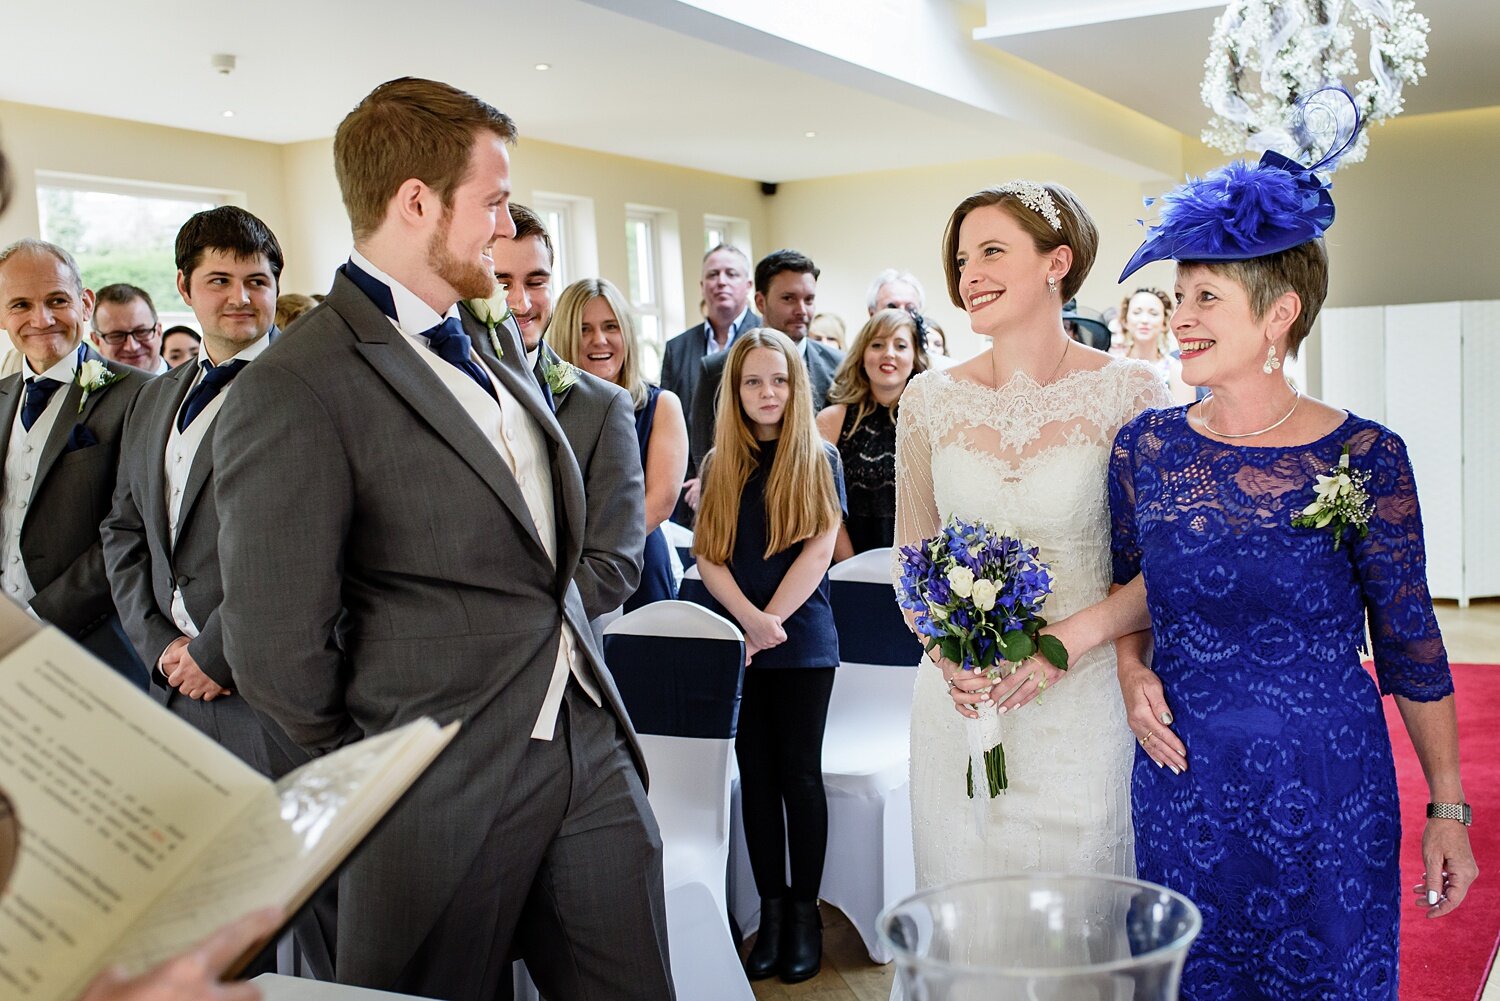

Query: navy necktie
<box><xmin>178</xmin><ymin>359</ymin><xmax>248</xmax><ymax>432</ymax></box>
<box><xmin>423</xmin><ymin>316</ymin><xmax>496</xmax><ymax>399</ymax></box>
<box><xmin>20</xmin><ymin>378</ymin><xmax>63</xmax><ymax>431</ymax></box>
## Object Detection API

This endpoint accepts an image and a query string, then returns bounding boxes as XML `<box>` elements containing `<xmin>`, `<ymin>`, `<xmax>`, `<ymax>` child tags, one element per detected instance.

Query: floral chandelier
<box><xmin>1200</xmin><ymin>0</ymin><xmax>1430</xmax><ymax>167</ymax></box>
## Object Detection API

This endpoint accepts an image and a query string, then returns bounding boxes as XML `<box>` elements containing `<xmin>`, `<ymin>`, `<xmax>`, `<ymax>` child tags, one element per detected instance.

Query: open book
<box><xmin>0</xmin><ymin>601</ymin><xmax>458</xmax><ymax>1000</ymax></box>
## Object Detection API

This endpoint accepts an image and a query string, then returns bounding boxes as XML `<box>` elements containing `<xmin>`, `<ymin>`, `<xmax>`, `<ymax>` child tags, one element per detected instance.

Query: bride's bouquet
<box><xmin>896</xmin><ymin>517</ymin><xmax>1068</xmax><ymax>802</ymax></box>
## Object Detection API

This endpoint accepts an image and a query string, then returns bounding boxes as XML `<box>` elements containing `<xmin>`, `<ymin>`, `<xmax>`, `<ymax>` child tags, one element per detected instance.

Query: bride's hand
<box><xmin>927</xmin><ymin>649</ymin><xmax>990</xmax><ymax>720</ymax></box>
<box><xmin>991</xmin><ymin>615</ymin><xmax>1086</xmax><ymax>713</ymax></box>
<box><xmin>1118</xmin><ymin>658</ymin><xmax>1188</xmax><ymax>773</ymax></box>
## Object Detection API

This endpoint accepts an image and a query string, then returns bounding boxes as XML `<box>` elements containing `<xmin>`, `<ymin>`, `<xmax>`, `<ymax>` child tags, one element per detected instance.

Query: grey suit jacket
<box><xmin>0</xmin><ymin>347</ymin><xmax>147</xmax><ymax>661</ymax></box>
<box><xmin>689</xmin><ymin>335</ymin><xmax>842</xmax><ymax>466</ymax></box>
<box><xmin>660</xmin><ymin>311</ymin><xmax>759</xmax><ymax>453</ymax></box>
<box><xmin>213</xmin><ymin>272</ymin><xmax>645</xmax><ymax>988</ymax></box>
<box><xmin>462</xmin><ymin>308</ymin><xmax>645</xmax><ymax>618</ymax></box>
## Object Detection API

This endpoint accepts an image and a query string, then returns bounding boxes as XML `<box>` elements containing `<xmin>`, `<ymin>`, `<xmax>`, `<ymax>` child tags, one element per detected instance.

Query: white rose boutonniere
<box><xmin>541</xmin><ymin>355</ymin><xmax>580</xmax><ymax>397</ymax></box>
<box><xmin>464</xmin><ymin>286</ymin><xmax>511</xmax><ymax>359</ymax></box>
<box><xmin>1291</xmin><ymin>446</ymin><xmax>1374</xmax><ymax>551</ymax></box>
<box><xmin>76</xmin><ymin>359</ymin><xmax>124</xmax><ymax>412</ymax></box>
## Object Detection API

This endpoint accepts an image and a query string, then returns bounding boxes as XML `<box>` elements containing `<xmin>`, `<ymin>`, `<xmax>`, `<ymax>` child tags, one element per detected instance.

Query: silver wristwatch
<box><xmin>1427</xmin><ymin>802</ymin><xmax>1472</xmax><ymax>826</ymax></box>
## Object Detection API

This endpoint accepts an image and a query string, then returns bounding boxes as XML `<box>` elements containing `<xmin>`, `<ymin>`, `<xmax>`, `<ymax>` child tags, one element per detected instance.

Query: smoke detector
<box><xmin>211</xmin><ymin>53</ymin><xmax>237</xmax><ymax>76</ymax></box>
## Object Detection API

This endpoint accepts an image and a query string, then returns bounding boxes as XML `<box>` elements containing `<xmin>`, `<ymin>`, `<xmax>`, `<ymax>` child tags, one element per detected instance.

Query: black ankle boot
<box><xmin>744</xmin><ymin>897</ymin><xmax>785</xmax><ymax>980</ymax></box>
<box><xmin>780</xmin><ymin>899</ymin><xmax>822</xmax><ymax>983</ymax></box>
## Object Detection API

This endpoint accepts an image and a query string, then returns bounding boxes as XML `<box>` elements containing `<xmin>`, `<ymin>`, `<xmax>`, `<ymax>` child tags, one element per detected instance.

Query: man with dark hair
<box><xmin>211</xmin><ymin>79</ymin><xmax>672</xmax><ymax>999</ymax></box>
<box><xmin>0</xmin><ymin>239</ymin><xmax>148</xmax><ymax>686</ymax></box>
<box><xmin>91</xmin><ymin>283</ymin><xmax>167</xmax><ymax>374</ymax></box>
<box><xmin>688</xmin><ymin>248</ymin><xmax>841</xmax><ymax>471</ymax></box>
<box><xmin>463</xmin><ymin>203</ymin><xmax>645</xmax><ymax>618</ymax></box>
<box><xmin>661</xmin><ymin>243</ymin><xmax>757</xmax><ymax>521</ymax></box>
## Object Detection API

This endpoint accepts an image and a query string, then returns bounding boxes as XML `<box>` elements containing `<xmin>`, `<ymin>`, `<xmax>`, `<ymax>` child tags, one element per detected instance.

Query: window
<box><xmin>35</xmin><ymin>172</ymin><xmax>238</xmax><ymax>330</ymax></box>
<box><xmin>704</xmin><ymin>214</ymin><xmax>752</xmax><ymax>262</ymax></box>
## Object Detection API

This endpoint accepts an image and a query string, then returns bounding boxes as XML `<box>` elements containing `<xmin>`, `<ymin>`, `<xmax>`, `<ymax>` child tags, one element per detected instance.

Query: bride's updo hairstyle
<box><xmin>941</xmin><ymin>182</ymin><xmax>1098</xmax><ymax>307</ymax></box>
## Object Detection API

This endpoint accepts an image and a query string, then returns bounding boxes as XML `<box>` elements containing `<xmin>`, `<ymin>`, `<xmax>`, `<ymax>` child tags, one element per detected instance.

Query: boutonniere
<box><xmin>541</xmin><ymin>355</ymin><xmax>580</xmax><ymax>396</ymax></box>
<box><xmin>1291</xmin><ymin>446</ymin><xmax>1374</xmax><ymax>551</ymax></box>
<box><xmin>464</xmin><ymin>287</ymin><xmax>511</xmax><ymax>359</ymax></box>
<box><xmin>76</xmin><ymin>359</ymin><xmax>124</xmax><ymax>412</ymax></box>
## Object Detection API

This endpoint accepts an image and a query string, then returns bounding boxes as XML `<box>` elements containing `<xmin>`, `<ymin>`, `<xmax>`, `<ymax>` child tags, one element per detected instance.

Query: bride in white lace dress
<box><xmin>894</xmin><ymin>182</ymin><xmax>1170</xmax><ymax>889</ymax></box>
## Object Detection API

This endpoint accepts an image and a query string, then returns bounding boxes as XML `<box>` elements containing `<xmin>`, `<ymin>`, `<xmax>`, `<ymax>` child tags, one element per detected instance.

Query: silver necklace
<box><xmin>993</xmin><ymin>337</ymin><xmax>1070</xmax><ymax>389</ymax></box>
<box><xmin>1202</xmin><ymin>390</ymin><xmax>1302</xmax><ymax>439</ymax></box>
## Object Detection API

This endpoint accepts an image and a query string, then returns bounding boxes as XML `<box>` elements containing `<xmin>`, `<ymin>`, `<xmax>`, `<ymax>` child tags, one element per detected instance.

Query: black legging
<box><xmin>735</xmin><ymin>667</ymin><xmax>837</xmax><ymax>902</ymax></box>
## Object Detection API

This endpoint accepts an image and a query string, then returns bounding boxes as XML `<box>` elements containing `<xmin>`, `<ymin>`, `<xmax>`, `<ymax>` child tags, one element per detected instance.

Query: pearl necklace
<box><xmin>1202</xmin><ymin>390</ymin><xmax>1302</xmax><ymax>439</ymax></box>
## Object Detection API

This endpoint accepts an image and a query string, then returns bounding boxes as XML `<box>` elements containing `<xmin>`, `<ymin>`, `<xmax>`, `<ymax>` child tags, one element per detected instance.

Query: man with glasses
<box><xmin>91</xmin><ymin>284</ymin><xmax>167</xmax><ymax>374</ymax></box>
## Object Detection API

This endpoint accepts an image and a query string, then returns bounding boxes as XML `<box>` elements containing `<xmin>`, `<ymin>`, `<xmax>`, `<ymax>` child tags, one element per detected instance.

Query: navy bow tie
<box><xmin>21</xmin><ymin>377</ymin><xmax>64</xmax><ymax>431</ymax></box>
<box><xmin>178</xmin><ymin>359</ymin><xmax>248</xmax><ymax>431</ymax></box>
<box><xmin>423</xmin><ymin>316</ymin><xmax>496</xmax><ymax>399</ymax></box>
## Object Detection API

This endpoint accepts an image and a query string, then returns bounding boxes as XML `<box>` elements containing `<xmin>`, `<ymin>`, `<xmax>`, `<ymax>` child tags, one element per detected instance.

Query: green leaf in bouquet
<box><xmin>940</xmin><ymin>637</ymin><xmax>962</xmax><ymax>665</ymax></box>
<box><xmin>1038</xmin><ymin>633</ymin><xmax>1070</xmax><ymax>672</ymax></box>
<box><xmin>1000</xmin><ymin>630</ymin><xmax>1034</xmax><ymax>663</ymax></box>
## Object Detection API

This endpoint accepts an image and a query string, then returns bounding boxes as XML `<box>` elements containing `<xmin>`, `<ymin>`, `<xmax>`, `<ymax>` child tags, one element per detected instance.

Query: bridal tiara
<box><xmin>995</xmin><ymin>180</ymin><xmax>1063</xmax><ymax>232</ymax></box>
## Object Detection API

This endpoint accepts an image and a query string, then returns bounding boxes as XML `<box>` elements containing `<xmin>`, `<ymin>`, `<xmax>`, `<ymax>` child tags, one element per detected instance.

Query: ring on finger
<box><xmin>1142</xmin><ymin>730</ymin><xmax>1156</xmax><ymax>747</ymax></box>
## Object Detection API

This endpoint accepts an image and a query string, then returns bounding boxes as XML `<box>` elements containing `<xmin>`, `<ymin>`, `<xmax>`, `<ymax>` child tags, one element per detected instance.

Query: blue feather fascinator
<box><xmin>1120</xmin><ymin>88</ymin><xmax>1360</xmax><ymax>281</ymax></box>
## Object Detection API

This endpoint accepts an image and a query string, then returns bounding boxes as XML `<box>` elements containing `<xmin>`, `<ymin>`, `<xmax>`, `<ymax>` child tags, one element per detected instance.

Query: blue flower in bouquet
<box><xmin>896</xmin><ymin>516</ymin><xmax>1070</xmax><ymax>798</ymax></box>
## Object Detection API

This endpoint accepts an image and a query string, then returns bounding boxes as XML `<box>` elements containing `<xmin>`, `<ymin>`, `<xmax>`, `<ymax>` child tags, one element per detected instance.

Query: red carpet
<box><xmin>1377</xmin><ymin>663</ymin><xmax>1500</xmax><ymax>1001</ymax></box>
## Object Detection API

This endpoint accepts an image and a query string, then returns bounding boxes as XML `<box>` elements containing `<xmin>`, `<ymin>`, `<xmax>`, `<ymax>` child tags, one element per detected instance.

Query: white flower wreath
<box><xmin>1200</xmin><ymin>0</ymin><xmax>1430</xmax><ymax>167</ymax></box>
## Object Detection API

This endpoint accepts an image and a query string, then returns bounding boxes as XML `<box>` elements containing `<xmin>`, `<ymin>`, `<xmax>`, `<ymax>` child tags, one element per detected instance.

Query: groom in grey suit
<box><xmin>462</xmin><ymin>202</ymin><xmax>644</xmax><ymax>618</ymax></box>
<box><xmin>212</xmin><ymin>79</ymin><xmax>672</xmax><ymax>1000</ymax></box>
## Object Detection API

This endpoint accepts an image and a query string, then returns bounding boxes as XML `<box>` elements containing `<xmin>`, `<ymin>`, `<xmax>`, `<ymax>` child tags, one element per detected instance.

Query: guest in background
<box><xmin>816</xmin><ymin>308</ymin><xmax>928</xmax><ymax>559</ymax></box>
<box><xmin>866</xmin><ymin>267</ymin><xmax>924</xmax><ymax>316</ymax></box>
<box><xmin>464</xmin><ymin>206</ymin><xmax>646</xmax><ymax>618</ymax></box>
<box><xmin>662</xmin><ymin>244</ymin><xmax>758</xmax><ymax>525</ymax></box>
<box><xmin>808</xmin><ymin>312</ymin><xmax>845</xmax><ymax>351</ymax></box>
<box><xmin>924</xmin><ymin>315</ymin><xmax>948</xmax><ymax>357</ymax></box>
<box><xmin>551</xmin><ymin>277</ymin><xmax>684</xmax><ymax>611</ymax></box>
<box><xmin>0</xmin><ymin>240</ymin><xmax>149</xmax><ymax>686</ymax></box>
<box><xmin>694</xmin><ymin>329</ymin><xmax>844</xmax><ymax>984</ymax></box>
<box><xmin>161</xmin><ymin>325</ymin><xmax>202</xmax><ymax>368</ymax></box>
<box><xmin>1112</xmin><ymin>130</ymin><xmax>1476</xmax><ymax>996</ymax></box>
<box><xmin>273</xmin><ymin>292</ymin><xmax>317</xmax><ymax>329</ymax></box>
<box><xmin>1121</xmin><ymin>287</ymin><xmax>1193</xmax><ymax>403</ymax></box>
<box><xmin>91</xmin><ymin>283</ymin><xmax>167</xmax><ymax>374</ymax></box>
<box><xmin>689</xmin><ymin>250</ymin><xmax>841</xmax><ymax>479</ymax></box>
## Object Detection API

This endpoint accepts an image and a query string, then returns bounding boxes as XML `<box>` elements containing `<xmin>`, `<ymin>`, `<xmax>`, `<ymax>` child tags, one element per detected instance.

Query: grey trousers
<box><xmin>394</xmin><ymin>683</ymin><xmax>674</xmax><ymax>1001</ymax></box>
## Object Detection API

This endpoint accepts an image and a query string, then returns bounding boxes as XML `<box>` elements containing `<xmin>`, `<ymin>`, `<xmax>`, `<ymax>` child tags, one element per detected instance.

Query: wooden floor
<box><xmin>748</xmin><ymin>599</ymin><xmax>1500</xmax><ymax>1001</ymax></box>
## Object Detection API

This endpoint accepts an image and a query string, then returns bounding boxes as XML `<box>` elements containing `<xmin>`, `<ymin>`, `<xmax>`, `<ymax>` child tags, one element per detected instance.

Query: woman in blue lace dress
<box><xmin>1108</xmin><ymin>109</ymin><xmax>1477</xmax><ymax>999</ymax></box>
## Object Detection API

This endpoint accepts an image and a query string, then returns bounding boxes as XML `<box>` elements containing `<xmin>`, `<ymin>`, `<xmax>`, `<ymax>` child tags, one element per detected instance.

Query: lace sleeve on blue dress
<box><xmin>1349</xmin><ymin>427</ymin><xmax>1454</xmax><ymax>702</ymax></box>
<box><xmin>1108</xmin><ymin>416</ymin><xmax>1143</xmax><ymax>586</ymax></box>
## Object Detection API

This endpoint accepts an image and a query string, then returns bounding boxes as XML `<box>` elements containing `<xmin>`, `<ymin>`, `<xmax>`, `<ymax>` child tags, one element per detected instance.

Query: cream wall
<box><xmin>0</xmin><ymin>101</ymin><xmax>291</xmax><ymax>289</ymax></box>
<box><xmin>763</xmin><ymin>156</ymin><xmax>1179</xmax><ymax>359</ymax></box>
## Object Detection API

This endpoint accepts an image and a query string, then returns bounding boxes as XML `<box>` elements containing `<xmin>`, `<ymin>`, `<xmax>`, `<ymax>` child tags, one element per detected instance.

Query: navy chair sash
<box><xmin>829</xmin><ymin>579</ymin><xmax>924</xmax><ymax>667</ymax></box>
<box><xmin>604</xmin><ymin>634</ymin><xmax>745</xmax><ymax>739</ymax></box>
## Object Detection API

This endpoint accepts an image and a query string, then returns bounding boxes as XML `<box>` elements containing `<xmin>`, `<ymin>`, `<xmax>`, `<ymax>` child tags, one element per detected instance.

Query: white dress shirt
<box><xmin>703</xmin><ymin>305</ymin><xmax>751</xmax><ymax>356</ymax></box>
<box><xmin>350</xmin><ymin>251</ymin><xmax>601</xmax><ymax>739</ymax></box>
<box><xmin>2</xmin><ymin>348</ymin><xmax>81</xmax><ymax>610</ymax></box>
<box><xmin>164</xmin><ymin>335</ymin><xmax>273</xmax><ymax>638</ymax></box>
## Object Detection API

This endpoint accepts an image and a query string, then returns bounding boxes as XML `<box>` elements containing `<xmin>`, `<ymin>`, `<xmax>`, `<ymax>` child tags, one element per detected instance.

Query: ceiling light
<box><xmin>222</xmin><ymin>110</ymin><xmax>235</xmax><ymax>118</ymax></box>
<box><xmin>804</xmin><ymin>130</ymin><xmax>817</xmax><ymax>138</ymax></box>
<box><xmin>534</xmin><ymin>63</ymin><xmax>552</xmax><ymax>71</ymax></box>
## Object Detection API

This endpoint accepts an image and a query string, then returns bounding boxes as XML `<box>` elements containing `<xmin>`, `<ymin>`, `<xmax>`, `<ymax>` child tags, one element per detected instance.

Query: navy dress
<box><xmin>625</xmin><ymin>385</ymin><xmax>677</xmax><ymax>611</ymax></box>
<box><xmin>1109</xmin><ymin>407</ymin><xmax>1453</xmax><ymax>1000</ymax></box>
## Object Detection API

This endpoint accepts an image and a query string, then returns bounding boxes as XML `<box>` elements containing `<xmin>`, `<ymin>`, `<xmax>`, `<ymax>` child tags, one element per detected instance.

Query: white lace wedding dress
<box><xmin>893</xmin><ymin>360</ymin><xmax>1171</xmax><ymax>888</ymax></box>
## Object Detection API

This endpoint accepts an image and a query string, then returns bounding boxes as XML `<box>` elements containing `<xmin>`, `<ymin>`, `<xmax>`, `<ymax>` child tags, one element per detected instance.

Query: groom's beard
<box><xmin>427</xmin><ymin>208</ymin><xmax>494</xmax><ymax>301</ymax></box>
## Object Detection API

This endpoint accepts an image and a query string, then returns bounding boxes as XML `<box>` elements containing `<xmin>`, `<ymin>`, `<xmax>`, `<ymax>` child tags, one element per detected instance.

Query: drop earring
<box><xmin>1263</xmin><ymin>344</ymin><xmax>1282</xmax><ymax>375</ymax></box>
<box><xmin>1047</xmin><ymin>275</ymin><xmax>1057</xmax><ymax>294</ymax></box>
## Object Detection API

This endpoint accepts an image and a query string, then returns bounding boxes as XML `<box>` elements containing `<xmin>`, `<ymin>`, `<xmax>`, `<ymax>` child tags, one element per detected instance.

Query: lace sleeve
<box><xmin>1351</xmin><ymin>429</ymin><xmax>1454</xmax><ymax>701</ymax></box>
<box><xmin>1108</xmin><ymin>417</ymin><xmax>1143</xmax><ymax>586</ymax></box>
<box><xmin>893</xmin><ymin>374</ymin><xmax>941</xmax><ymax>588</ymax></box>
<box><xmin>1120</xmin><ymin>359</ymin><xmax>1175</xmax><ymax>417</ymax></box>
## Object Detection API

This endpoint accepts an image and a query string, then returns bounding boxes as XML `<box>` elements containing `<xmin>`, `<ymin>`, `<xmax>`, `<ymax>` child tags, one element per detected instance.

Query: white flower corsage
<box><xmin>76</xmin><ymin>358</ymin><xmax>124</xmax><ymax>412</ymax></box>
<box><xmin>464</xmin><ymin>287</ymin><xmax>511</xmax><ymax>359</ymax></box>
<box><xmin>541</xmin><ymin>355</ymin><xmax>580</xmax><ymax>396</ymax></box>
<box><xmin>1291</xmin><ymin>446</ymin><xmax>1374</xmax><ymax>550</ymax></box>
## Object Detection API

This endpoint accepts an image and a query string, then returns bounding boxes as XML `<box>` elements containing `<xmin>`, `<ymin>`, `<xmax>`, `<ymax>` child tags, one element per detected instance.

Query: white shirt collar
<box><xmin>705</xmin><ymin>304</ymin><xmax>751</xmax><ymax>354</ymax></box>
<box><xmin>202</xmin><ymin>330</ymin><xmax>273</xmax><ymax>370</ymax></box>
<box><xmin>350</xmin><ymin>249</ymin><xmax>458</xmax><ymax>339</ymax></box>
<box><xmin>27</xmin><ymin>343</ymin><xmax>83</xmax><ymax>383</ymax></box>
<box><xmin>793</xmin><ymin>333</ymin><xmax>808</xmax><ymax>358</ymax></box>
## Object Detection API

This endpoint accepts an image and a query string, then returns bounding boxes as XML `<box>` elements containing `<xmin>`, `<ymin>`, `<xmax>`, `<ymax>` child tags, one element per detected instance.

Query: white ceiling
<box><xmin>0</xmin><ymin>0</ymin><xmax>1491</xmax><ymax>182</ymax></box>
<box><xmin>978</xmin><ymin>0</ymin><xmax>1500</xmax><ymax>139</ymax></box>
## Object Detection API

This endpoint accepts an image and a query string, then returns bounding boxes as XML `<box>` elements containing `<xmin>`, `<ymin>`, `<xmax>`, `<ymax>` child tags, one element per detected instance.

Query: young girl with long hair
<box><xmin>693</xmin><ymin>329</ymin><xmax>845</xmax><ymax>985</ymax></box>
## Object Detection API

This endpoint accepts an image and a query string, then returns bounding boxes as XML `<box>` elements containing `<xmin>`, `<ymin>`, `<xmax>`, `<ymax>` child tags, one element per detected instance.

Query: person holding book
<box><xmin>211</xmin><ymin>78</ymin><xmax>672</xmax><ymax>1000</ymax></box>
<box><xmin>692</xmin><ymin>329</ymin><xmax>844</xmax><ymax>983</ymax></box>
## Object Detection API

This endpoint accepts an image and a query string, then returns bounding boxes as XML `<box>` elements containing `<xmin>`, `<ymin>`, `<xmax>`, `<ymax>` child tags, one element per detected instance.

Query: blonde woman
<box><xmin>808</xmin><ymin>312</ymin><xmax>845</xmax><ymax>351</ymax></box>
<box><xmin>816</xmin><ymin>308</ymin><xmax>929</xmax><ymax>559</ymax></box>
<box><xmin>694</xmin><ymin>330</ymin><xmax>845</xmax><ymax>984</ymax></box>
<box><xmin>1120</xmin><ymin>287</ymin><xmax>1194</xmax><ymax>404</ymax></box>
<box><xmin>551</xmin><ymin>278</ymin><xmax>687</xmax><ymax>609</ymax></box>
